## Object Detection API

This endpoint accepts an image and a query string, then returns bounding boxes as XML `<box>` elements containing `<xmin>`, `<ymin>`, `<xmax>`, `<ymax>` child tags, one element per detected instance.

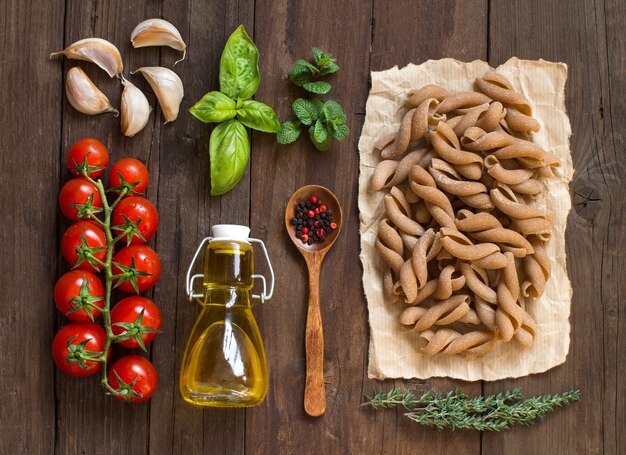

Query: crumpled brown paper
<box><xmin>358</xmin><ymin>58</ymin><xmax>573</xmax><ymax>381</ymax></box>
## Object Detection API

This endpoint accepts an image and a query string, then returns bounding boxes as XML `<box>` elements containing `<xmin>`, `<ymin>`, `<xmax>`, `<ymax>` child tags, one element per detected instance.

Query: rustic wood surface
<box><xmin>0</xmin><ymin>0</ymin><xmax>623</xmax><ymax>453</ymax></box>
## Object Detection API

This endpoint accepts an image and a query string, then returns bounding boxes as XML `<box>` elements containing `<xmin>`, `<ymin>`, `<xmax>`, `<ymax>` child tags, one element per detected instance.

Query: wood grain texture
<box><xmin>0</xmin><ymin>0</ymin><xmax>623</xmax><ymax>452</ymax></box>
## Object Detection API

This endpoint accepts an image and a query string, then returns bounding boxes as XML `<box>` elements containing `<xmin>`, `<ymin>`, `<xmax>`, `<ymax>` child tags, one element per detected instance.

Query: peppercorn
<box><xmin>309</xmin><ymin>195</ymin><xmax>318</xmax><ymax>204</ymax></box>
<box><xmin>307</xmin><ymin>210</ymin><xmax>315</xmax><ymax>218</ymax></box>
<box><xmin>301</xmin><ymin>227</ymin><xmax>309</xmax><ymax>235</ymax></box>
<box><xmin>330</xmin><ymin>222</ymin><xmax>337</xmax><ymax>229</ymax></box>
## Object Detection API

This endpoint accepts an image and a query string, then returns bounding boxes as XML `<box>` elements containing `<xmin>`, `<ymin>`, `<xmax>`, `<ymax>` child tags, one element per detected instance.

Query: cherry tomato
<box><xmin>52</xmin><ymin>322</ymin><xmax>106</xmax><ymax>377</ymax></box>
<box><xmin>67</xmin><ymin>138</ymin><xmax>110</xmax><ymax>178</ymax></box>
<box><xmin>59</xmin><ymin>178</ymin><xmax>102</xmax><ymax>221</ymax></box>
<box><xmin>112</xmin><ymin>245</ymin><xmax>161</xmax><ymax>293</ymax></box>
<box><xmin>108</xmin><ymin>355</ymin><xmax>158</xmax><ymax>403</ymax></box>
<box><xmin>54</xmin><ymin>270</ymin><xmax>105</xmax><ymax>321</ymax></box>
<box><xmin>62</xmin><ymin>221</ymin><xmax>107</xmax><ymax>272</ymax></box>
<box><xmin>111</xmin><ymin>196</ymin><xmax>159</xmax><ymax>244</ymax></box>
<box><xmin>111</xmin><ymin>296</ymin><xmax>161</xmax><ymax>349</ymax></box>
<box><xmin>109</xmin><ymin>158</ymin><xmax>149</xmax><ymax>194</ymax></box>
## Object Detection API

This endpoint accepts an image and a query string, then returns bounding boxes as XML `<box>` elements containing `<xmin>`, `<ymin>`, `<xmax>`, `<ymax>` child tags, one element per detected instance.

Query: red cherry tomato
<box><xmin>108</xmin><ymin>355</ymin><xmax>158</xmax><ymax>403</ymax></box>
<box><xmin>62</xmin><ymin>221</ymin><xmax>107</xmax><ymax>272</ymax></box>
<box><xmin>109</xmin><ymin>158</ymin><xmax>149</xmax><ymax>194</ymax></box>
<box><xmin>67</xmin><ymin>138</ymin><xmax>110</xmax><ymax>178</ymax></box>
<box><xmin>59</xmin><ymin>178</ymin><xmax>102</xmax><ymax>221</ymax></box>
<box><xmin>52</xmin><ymin>322</ymin><xmax>106</xmax><ymax>377</ymax></box>
<box><xmin>54</xmin><ymin>270</ymin><xmax>105</xmax><ymax>321</ymax></box>
<box><xmin>111</xmin><ymin>296</ymin><xmax>162</xmax><ymax>349</ymax></box>
<box><xmin>111</xmin><ymin>196</ymin><xmax>159</xmax><ymax>244</ymax></box>
<box><xmin>112</xmin><ymin>245</ymin><xmax>161</xmax><ymax>293</ymax></box>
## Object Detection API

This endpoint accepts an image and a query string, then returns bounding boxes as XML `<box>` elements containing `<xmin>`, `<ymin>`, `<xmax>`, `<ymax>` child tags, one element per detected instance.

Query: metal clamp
<box><xmin>185</xmin><ymin>236</ymin><xmax>275</xmax><ymax>304</ymax></box>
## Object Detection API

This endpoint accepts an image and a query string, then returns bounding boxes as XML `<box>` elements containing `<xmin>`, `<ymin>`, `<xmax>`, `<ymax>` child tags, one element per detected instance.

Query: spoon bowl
<box><xmin>285</xmin><ymin>185</ymin><xmax>343</xmax><ymax>417</ymax></box>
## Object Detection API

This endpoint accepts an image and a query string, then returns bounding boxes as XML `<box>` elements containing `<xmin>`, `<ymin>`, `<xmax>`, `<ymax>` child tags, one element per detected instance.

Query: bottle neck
<box><xmin>203</xmin><ymin>286</ymin><xmax>250</xmax><ymax>308</ymax></box>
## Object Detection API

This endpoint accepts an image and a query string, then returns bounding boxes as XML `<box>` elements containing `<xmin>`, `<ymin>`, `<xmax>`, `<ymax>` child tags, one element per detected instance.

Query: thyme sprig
<box><xmin>364</xmin><ymin>388</ymin><xmax>580</xmax><ymax>431</ymax></box>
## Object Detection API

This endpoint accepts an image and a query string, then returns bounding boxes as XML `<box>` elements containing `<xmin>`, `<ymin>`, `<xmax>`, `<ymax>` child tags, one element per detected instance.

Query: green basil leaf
<box><xmin>309</xmin><ymin>123</ymin><xmax>332</xmax><ymax>151</ymax></box>
<box><xmin>303</xmin><ymin>81</ymin><xmax>332</xmax><ymax>95</ymax></box>
<box><xmin>292</xmin><ymin>98</ymin><xmax>320</xmax><ymax>125</ymax></box>
<box><xmin>276</xmin><ymin>120</ymin><xmax>302</xmax><ymax>144</ymax></box>
<box><xmin>219</xmin><ymin>25</ymin><xmax>260</xmax><ymax>100</ymax></box>
<box><xmin>319</xmin><ymin>61</ymin><xmax>340</xmax><ymax>76</ymax></box>
<box><xmin>189</xmin><ymin>91</ymin><xmax>237</xmax><ymax>123</ymax></box>
<box><xmin>329</xmin><ymin>122</ymin><xmax>349</xmax><ymax>140</ymax></box>
<box><xmin>209</xmin><ymin>120</ymin><xmax>250</xmax><ymax>195</ymax></box>
<box><xmin>288</xmin><ymin>64</ymin><xmax>314</xmax><ymax>87</ymax></box>
<box><xmin>237</xmin><ymin>100</ymin><xmax>280</xmax><ymax>133</ymax></box>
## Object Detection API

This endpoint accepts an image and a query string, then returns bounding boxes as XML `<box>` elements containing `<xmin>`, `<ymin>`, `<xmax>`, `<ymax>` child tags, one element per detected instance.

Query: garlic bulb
<box><xmin>131</xmin><ymin>18</ymin><xmax>187</xmax><ymax>64</ymax></box>
<box><xmin>120</xmin><ymin>78</ymin><xmax>151</xmax><ymax>137</ymax></box>
<box><xmin>50</xmin><ymin>38</ymin><xmax>123</xmax><ymax>78</ymax></box>
<box><xmin>65</xmin><ymin>67</ymin><xmax>118</xmax><ymax>116</ymax></box>
<box><xmin>134</xmin><ymin>67</ymin><xmax>183</xmax><ymax>123</ymax></box>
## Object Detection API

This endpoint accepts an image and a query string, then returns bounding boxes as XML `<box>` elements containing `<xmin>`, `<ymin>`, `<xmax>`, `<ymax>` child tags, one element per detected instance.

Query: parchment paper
<box><xmin>358</xmin><ymin>58</ymin><xmax>573</xmax><ymax>381</ymax></box>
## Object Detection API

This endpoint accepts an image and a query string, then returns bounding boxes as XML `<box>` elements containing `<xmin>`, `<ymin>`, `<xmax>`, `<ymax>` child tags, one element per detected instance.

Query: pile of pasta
<box><xmin>371</xmin><ymin>70</ymin><xmax>559</xmax><ymax>357</ymax></box>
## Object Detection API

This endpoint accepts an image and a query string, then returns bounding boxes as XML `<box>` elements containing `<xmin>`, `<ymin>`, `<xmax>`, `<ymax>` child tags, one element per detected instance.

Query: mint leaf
<box><xmin>329</xmin><ymin>122</ymin><xmax>349</xmax><ymax>140</ymax></box>
<box><xmin>295</xmin><ymin>59</ymin><xmax>319</xmax><ymax>76</ymax></box>
<box><xmin>277</xmin><ymin>120</ymin><xmax>302</xmax><ymax>144</ymax></box>
<box><xmin>321</xmin><ymin>100</ymin><xmax>346</xmax><ymax>123</ymax></box>
<box><xmin>292</xmin><ymin>98</ymin><xmax>320</xmax><ymax>125</ymax></box>
<box><xmin>309</xmin><ymin>123</ymin><xmax>332</xmax><ymax>151</ymax></box>
<box><xmin>288</xmin><ymin>64</ymin><xmax>314</xmax><ymax>87</ymax></box>
<box><xmin>237</xmin><ymin>100</ymin><xmax>280</xmax><ymax>133</ymax></box>
<box><xmin>189</xmin><ymin>91</ymin><xmax>237</xmax><ymax>123</ymax></box>
<box><xmin>319</xmin><ymin>61</ymin><xmax>340</xmax><ymax>76</ymax></box>
<box><xmin>311</xmin><ymin>48</ymin><xmax>325</xmax><ymax>64</ymax></box>
<box><xmin>303</xmin><ymin>81</ymin><xmax>332</xmax><ymax>95</ymax></box>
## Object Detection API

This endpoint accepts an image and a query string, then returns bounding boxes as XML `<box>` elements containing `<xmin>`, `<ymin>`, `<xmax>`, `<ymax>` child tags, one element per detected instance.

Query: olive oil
<box><xmin>180</xmin><ymin>238</ymin><xmax>268</xmax><ymax>407</ymax></box>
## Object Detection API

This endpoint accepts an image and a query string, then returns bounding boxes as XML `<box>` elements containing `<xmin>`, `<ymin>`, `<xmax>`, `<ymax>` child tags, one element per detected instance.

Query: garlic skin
<box><xmin>131</xmin><ymin>19</ymin><xmax>187</xmax><ymax>64</ymax></box>
<box><xmin>51</xmin><ymin>38</ymin><xmax>123</xmax><ymax>78</ymax></box>
<box><xmin>65</xmin><ymin>67</ymin><xmax>118</xmax><ymax>116</ymax></box>
<box><xmin>120</xmin><ymin>78</ymin><xmax>151</xmax><ymax>137</ymax></box>
<box><xmin>134</xmin><ymin>67</ymin><xmax>184</xmax><ymax>123</ymax></box>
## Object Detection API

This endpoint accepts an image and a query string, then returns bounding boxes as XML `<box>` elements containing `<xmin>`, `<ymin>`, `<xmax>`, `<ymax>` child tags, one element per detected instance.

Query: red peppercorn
<box><xmin>307</xmin><ymin>210</ymin><xmax>315</xmax><ymax>218</ymax></box>
<box><xmin>319</xmin><ymin>205</ymin><xmax>327</xmax><ymax>213</ymax></box>
<box><xmin>316</xmin><ymin>228</ymin><xmax>325</xmax><ymax>238</ymax></box>
<box><xmin>330</xmin><ymin>222</ymin><xmax>337</xmax><ymax>229</ymax></box>
<box><xmin>314</xmin><ymin>221</ymin><xmax>320</xmax><ymax>227</ymax></box>
<box><xmin>314</xmin><ymin>208</ymin><xmax>320</xmax><ymax>215</ymax></box>
<box><xmin>301</xmin><ymin>234</ymin><xmax>309</xmax><ymax>242</ymax></box>
<box><xmin>301</xmin><ymin>227</ymin><xmax>309</xmax><ymax>235</ymax></box>
<box><xmin>309</xmin><ymin>195</ymin><xmax>318</xmax><ymax>204</ymax></box>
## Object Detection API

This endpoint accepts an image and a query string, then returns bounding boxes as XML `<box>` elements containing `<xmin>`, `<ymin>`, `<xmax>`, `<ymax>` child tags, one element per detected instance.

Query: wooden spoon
<box><xmin>285</xmin><ymin>185</ymin><xmax>343</xmax><ymax>417</ymax></box>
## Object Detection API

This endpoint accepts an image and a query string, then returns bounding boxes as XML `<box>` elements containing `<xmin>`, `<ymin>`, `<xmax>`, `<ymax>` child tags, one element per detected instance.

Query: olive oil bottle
<box><xmin>181</xmin><ymin>225</ymin><xmax>273</xmax><ymax>407</ymax></box>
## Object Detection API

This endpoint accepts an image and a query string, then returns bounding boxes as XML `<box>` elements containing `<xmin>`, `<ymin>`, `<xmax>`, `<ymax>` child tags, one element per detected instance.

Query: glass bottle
<box><xmin>180</xmin><ymin>225</ymin><xmax>274</xmax><ymax>407</ymax></box>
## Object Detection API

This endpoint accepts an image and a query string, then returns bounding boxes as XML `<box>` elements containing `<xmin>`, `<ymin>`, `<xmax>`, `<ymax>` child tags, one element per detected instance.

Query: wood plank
<box><xmin>147</xmin><ymin>1</ymin><xmax>254</xmax><ymax>454</ymax></box>
<box><xmin>53</xmin><ymin>1</ymin><xmax>161</xmax><ymax>453</ymax></box>
<box><xmin>483</xmin><ymin>0</ymin><xmax>624</xmax><ymax>453</ymax></box>
<box><xmin>0</xmin><ymin>0</ymin><xmax>65</xmax><ymax>452</ymax></box>
<box><xmin>247</xmin><ymin>0</ymin><xmax>487</xmax><ymax>453</ymax></box>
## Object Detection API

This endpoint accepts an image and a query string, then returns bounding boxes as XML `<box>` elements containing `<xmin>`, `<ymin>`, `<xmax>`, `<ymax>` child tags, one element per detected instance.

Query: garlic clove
<box><xmin>65</xmin><ymin>67</ymin><xmax>118</xmax><ymax>116</ymax></box>
<box><xmin>120</xmin><ymin>78</ymin><xmax>151</xmax><ymax>137</ymax></box>
<box><xmin>134</xmin><ymin>66</ymin><xmax>184</xmax><ymax>123</ymax></box>
<box><xmin>131</xmin><ymin>18</ymin><xmax>187</xmax><ymax>64</ymax></box>
<box><xmin>51</xmin><ymin>38</ymin><xmax>123</xmax><ymax>78</ymax></box>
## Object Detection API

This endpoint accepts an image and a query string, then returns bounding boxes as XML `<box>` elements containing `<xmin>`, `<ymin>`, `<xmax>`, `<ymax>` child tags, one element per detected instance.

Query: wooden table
<box><xmin>1</xmin><ymin>0</ymin><xmax>623</xmax><ymax>453</ymax></box>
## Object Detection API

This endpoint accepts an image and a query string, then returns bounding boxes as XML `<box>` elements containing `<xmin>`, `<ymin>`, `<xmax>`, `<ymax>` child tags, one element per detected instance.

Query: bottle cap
<box><xmin>211</xmin><ymin>224</ymin><xmax>251</xmax><ymax>241</ymax></box>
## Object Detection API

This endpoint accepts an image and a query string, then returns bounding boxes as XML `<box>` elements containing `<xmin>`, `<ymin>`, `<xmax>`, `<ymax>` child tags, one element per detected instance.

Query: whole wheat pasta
<box><xmin>384</xmin><ymin>187</ymin><xmax>425</xmax><ymax>235</ymax></box>
<box><xmin>484</xmin><ymin>155</ymin><xmax>534</xmax><ymax>185</ymax></box>
<box><xmin>436</xmin><ymin>91</ymin><xmax>492</xmax><ymax>114</ymax></box>
<box><xmin>475</xmin><ymin>70</ymin><xmax>532</xmax><ymax>116</ymax></box>
<box><xmin>369</xmin><ymin>69</ymin><xmax>559</xmax><ymax>357</ymax></box>
<box><xmin>405</xmin><ymin>84</ymin><xmax>451</xmax><ymax>108</ymax></box>
<box><xmin>475</xmin><ymin>101</ymin><xmax>506</xmax><ymax>132</ymax></box>
<box><xmin>430</xmin><ymin>122</ymin><xmax>483</xmax><ymax>180</ymax></box>
<box><xmin>505</xmin><ymin>107</ymin><xmax>541</xmax><ymax>133</ymax></box>
<box><xmin>521</xmin><ymin>236</ymin><xmax>551</xmax><ymax>298</ymax></box>
<box><xmin>420</xmin><ymin>328</ymin><xmax>497</xmax><ymax>356</ymax></box>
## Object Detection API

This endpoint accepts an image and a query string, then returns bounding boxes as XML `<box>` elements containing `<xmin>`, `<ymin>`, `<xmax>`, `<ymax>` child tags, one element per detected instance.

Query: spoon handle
<box><xmin>304</xmin><ymin>253</ymin><xmax>326</xmax><ymax>417</ymax></box>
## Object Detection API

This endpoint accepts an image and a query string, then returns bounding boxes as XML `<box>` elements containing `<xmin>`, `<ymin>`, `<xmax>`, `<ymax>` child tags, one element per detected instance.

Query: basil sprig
<box><xmin>190</xmin><ymin>25</ymin><xmax>279</xmax><ymax>195</ymax></box>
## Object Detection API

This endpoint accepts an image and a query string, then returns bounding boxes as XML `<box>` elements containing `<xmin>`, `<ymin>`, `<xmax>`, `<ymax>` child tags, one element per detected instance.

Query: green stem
<box><xmin>84</xmin><ymin>172</ymin><xmax>127</xmax><ymax>397</ymax></box>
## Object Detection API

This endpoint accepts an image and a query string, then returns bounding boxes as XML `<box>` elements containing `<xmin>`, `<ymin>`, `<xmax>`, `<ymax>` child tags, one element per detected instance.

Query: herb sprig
<box><xmin>364</xmin><ymin>388</ymin><xmax>580</xmax><ymax>431</ymax></box>
<box><xmin>277</xmin><ymin>48</ymin><xmax>349</xmax><ymax>151</ymax></box>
